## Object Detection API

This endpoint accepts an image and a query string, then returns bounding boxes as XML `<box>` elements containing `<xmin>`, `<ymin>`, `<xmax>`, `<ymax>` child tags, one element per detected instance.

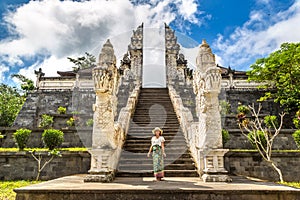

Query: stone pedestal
<box><xmin>200</xmin><ymin>149</ymin><xmax>231</xmax><ymax>182</ymax></box>
<box><xmin>84</xmin><ymin>149</ymin><xmax>116</xmax><ymax>183</ymax></box>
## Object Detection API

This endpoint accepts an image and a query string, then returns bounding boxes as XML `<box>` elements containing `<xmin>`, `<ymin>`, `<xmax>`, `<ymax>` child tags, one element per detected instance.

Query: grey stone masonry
<box><xmin>1</xmin><ymin>151</ymin><xmax>300</xmax><ymax>181</ymax></box>
<box><xmin>13</xmin><ymin>89</ymin><xmax>95</xmax><ymax>128</ymax></box>
<box><xmin>0</xmin><ymin>151</ymin><xmax>90</xmax><ymax>180</ymax></box>
<box><xmin>225</xmin><ymin>151</ymin><xmax>300</xmax><ymax>182</ymax></box>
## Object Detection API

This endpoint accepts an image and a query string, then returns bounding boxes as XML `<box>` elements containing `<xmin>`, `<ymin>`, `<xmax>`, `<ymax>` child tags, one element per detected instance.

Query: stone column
<box><xmin>193</xmin><ymin>40</ymin><xmax>231</xmax><ymax>182</ymax></box>
<box><xmin>85</xmin><ymin>39</ymin><xmax>120</xmax><ymax>182</ymax></box>
<box><xmin>165</xmin><ymin>24</ymin><xmax>180</xmax><ymax>85</ymax></box>
<box><xmin>128</xmin><ymin>24</ymin><xmax>143</xmax><ymax>85</ymax></box>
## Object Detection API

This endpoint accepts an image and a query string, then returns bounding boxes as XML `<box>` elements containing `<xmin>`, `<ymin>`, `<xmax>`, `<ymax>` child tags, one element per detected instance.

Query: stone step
<box><xmin>15</xmin><ymin>175</ymin><xmax>300</xmax><ymax>199</ymax></box>
<box><xmin>123</xmin><ymin>144</ymin><xmax>187</xmax><ymax>149</ymax></box>
<box><xmin>118</xmin><ymin>164</ymin><xmax>196</xmax><ymax>171</ymax></box>
<box><xmin>117</xmin><ymin>88</ymin><xmax>197</xmax><ymax>177</ymax></box>
<box><xmin>124</xmin><ymin>139</ymin><xmax>186</xmax><ymax>144</ymax></box>
<box><xmin>119</xmin><ymin>152</ymin><xmax>192</xmax><ymax>158</ymax></box>
<box><xmin>124</xmin><ymin>147</ymin><xmax>188</xmax><ymax>152</ymax></box>
<box><xmin>117</xmin><ymin>170</ymin><xmax>199</xmax><ymax>177</ymax></box>
<box><xmin>119</xmin><ymin>158</ymin><xmax>194</xmax><ymax>164</ymax></box>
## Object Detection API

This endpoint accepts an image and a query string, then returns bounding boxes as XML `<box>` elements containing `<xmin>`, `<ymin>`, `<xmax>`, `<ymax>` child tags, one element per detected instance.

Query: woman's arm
<box><xmin>161</xmin><ymin>142</ymin><xmax>166</xmax><ymax>157</ymax></box>
<box><xmin>147</xmin><ymin>145</ymin><xmax>152</xmax><ymax>157</ymax></box>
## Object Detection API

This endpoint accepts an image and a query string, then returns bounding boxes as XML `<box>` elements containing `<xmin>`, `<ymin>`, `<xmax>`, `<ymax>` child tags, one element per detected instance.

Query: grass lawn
<box><xmin>0</xmin><ymin>180</ymin><xmax>41</xmax><ymax>200</ymax></box>
<box><xmin>280</xmin><ymin>182</ymin><xmax>300</xmax><ymax>189</ymax></box>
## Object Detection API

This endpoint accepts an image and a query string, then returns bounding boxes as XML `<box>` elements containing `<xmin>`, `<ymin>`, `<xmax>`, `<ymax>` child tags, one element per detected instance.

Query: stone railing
<box><xmin>168</xmin><ymin>85</ymin><xmax>199</xmax><ymax>172</ymax></box>
<box><xmin>107</xmin><ymin>85</ymin><xmax>141</xmax><ymax>174</ymax></box>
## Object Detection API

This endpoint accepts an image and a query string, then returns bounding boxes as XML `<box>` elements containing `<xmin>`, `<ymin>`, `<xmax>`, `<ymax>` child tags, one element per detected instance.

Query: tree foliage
<box><xmin>67</xmin><ymin>52</ymin><xmax>96</xmax><ymax>72</ymax></box>
<box><xmin>247</xmin><ymin>42</ymin><xmax>300</xmax><ymax>111</ymax></box>
<box><xmin>0</xmin><ymin>84</ymin><xmax>25</xmax><ymax>127</ymax></box>
<box><xmin>11</xmin><ymin>74</ymin><xmax>35</xmax><ymax>94</ymax></box>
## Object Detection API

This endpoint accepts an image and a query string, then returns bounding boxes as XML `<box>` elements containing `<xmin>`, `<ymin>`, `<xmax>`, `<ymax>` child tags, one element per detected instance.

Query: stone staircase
<box><xmin>117</xmin><ymin>88</ymin><xmax>198</xmax><ymax>177</ymax></box>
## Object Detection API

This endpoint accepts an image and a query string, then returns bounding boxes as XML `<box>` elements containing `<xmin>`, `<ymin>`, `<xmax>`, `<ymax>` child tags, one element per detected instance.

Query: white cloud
<box><xmin>213</xmin><ymin>0</ymin><xmax>300</xmax><ymax>70</ymax></box>
<box><xmin>0</xmin><ymin>65</ymin><xmax>9</xmax><ymax>82</ymax></box>
<box><xmin>18</xmin><ymin>55</ymin><xmax>74</xmax><ymax>85</ymax></box>
<box><xmin>0</xmin><ymin>0</ymin><xmax>201</xmax><ymax>85</ymax></box>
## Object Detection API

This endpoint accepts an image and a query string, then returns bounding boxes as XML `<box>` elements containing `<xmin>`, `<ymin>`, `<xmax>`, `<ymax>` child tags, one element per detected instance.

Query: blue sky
<box><xmin>0</xmin><ymin>0</ymin><xmax>299</xmax><ymax>87</ymax></box>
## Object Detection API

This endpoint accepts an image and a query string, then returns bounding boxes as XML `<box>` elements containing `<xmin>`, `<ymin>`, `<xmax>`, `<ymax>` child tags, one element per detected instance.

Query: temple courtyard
<box><xmin>14</xmin><ymin>175</ymin><xmax>300</xmax><ymax>200</ymax></box>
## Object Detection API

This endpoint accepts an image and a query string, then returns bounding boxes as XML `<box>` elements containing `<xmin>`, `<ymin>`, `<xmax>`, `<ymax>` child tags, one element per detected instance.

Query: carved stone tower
<box><xmin>85</xmin><ymin>39</ymin><xmax>120</xmax><ymax>182</ymax></box>
<box><xmin>165</xmin><ymin>24</ymin><xmax>180</xmax><ymax>85</ymax></box>
<box><xmin>193</xmin><ymin>40</ymin><xmax>231</xmax><ymax>182</ymax></box>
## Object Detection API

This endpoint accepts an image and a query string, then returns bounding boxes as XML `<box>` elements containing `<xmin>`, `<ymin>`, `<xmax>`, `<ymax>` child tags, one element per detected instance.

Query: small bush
<box><xmin>237</xmin><ymin>105</ymin><xmax>250</xmax><ymax>115</ymax></box>
<box><xmin>293</xmin><ymin>111</ymin><xmax>300</xmax><ymax>129</ymax></box>
<box><xmin>57</xmin><ymin>106</ymin><xmax>66</xmax><ymax>114</ymax></box>
<box><xmin>39</xmin><ymin>114</ymin><xmax>53</xmax><ymax>128</ymax></box>
<box><xmin>220</xmin><ymin>100</ymin><xmax>231</xmax><ymax>116</ymax></box>
<box><xmin>292</xmin><ymin>130</ymin><xmax>300</xmax><ymax>149</ymax></box>
<box><xmin>13</xmin><ymin>128</ymin><xmax>32</xmax><ymax>150</ymax></box>
<box><xmin>264</xmin><ymin>115</ymin><xmax>278</xmax><ymax>128</ymax></box>
<box><xmin>86</xmin><ymin>118</ymin><xmax>93</xmax><ymax>127</ymax></box>
<box><xmin>222</xmin><ymin>129</ymin><xmax>230</xmax><ymax>146</ymax></box>
<box><xmin>66</xmin><ymin>117</ymin><xmax>75</xmax><ymax>127</ymax></box>
<box><xmin>42</xmin><ymin>129</ymin><xmax>64</xmax><ymax>150</ymax></box>
<box><xmin>71</xmin><ymin>111</ymin><xmax>80</xmax><ymax>115</ymax></box>
<box><xmin>247</xmin><ymin>130</ymin><xmax>267</xmax><ymax>148</ymax></box>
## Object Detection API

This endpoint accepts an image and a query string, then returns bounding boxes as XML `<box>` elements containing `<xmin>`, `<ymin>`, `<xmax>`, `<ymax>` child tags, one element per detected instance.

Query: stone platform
<box><xmin>14</xmin><ymin>175</ymin><xmax>300</xmax><ymax>200</ymax></box>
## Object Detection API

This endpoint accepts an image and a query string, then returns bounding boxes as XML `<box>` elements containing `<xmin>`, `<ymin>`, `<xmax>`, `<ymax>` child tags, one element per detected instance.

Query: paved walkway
<box><xmin>15</xmin><ymin>175</ymin><xmax>300</xmax><ymax>200</ymax></box>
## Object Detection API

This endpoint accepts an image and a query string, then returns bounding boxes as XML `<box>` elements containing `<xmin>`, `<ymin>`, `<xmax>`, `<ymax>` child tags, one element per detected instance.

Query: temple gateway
<box><xmin>13</xmin><ymin>24</ymin><xmax>286</xmax><ymax>182</ymax></box>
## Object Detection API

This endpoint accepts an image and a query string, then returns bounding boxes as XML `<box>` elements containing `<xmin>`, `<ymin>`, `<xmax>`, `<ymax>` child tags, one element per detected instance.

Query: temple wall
<box><xmin>0</xmin><ymin>151</ymin><xmax>90</xmax><ymax>181</ymax></box>
<box><xmin>1</xmin><ymin>151</ymin><xmax>299</xmax><ymax>181</ymax></box>
<box><xmin>13</xmin><ymin>88</ymin><xmax>97</xmax><ymax>128</ymax></box>
<box><xmin>225</xmin><ymin>151</ymin><xmax>300</xmax><ymax>182</ymax></box>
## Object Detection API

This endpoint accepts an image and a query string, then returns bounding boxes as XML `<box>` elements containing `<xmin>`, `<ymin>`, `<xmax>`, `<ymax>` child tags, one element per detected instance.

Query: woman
<box><xmin>147</xmin><ymin>127</ymin><xmax>166</xmax><ymax>181</ymax></box>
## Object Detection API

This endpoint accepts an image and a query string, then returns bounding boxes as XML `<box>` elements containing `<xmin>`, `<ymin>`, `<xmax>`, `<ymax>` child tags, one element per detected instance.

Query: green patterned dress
<box><xmin>151</xmin><ymin>136</ymin><xmax>165</xmax><ymax>178</ymax></box>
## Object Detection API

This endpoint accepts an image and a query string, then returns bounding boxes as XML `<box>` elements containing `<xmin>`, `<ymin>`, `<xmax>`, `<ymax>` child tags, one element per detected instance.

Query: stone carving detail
<box><xmin>34</xmin><ymin>68</ymin><xmax>45</xmax><ymax>89</ymax></box>
<box><xmin>165</xmin><ymin>24</ymin><xmax>180</xmax><ymax>83</ymax></box>
<box><xmin>86</xmin><ymin>25</ymin><xmax>143</xmax><ymax>183</ymax></box>
<box><xmin>165</xmin><ymin>24</ymin><xmax>194</xmax><ymax>84</ymax></box>
<box><xmin>193</xmin><ymin>39</ymin><xmax>231</xmax><ymax>182</ymax></box>
<box><xmin>128</xmin><ymin>24</ymin><xmax>143</xmax><ymax>83</ymax></box>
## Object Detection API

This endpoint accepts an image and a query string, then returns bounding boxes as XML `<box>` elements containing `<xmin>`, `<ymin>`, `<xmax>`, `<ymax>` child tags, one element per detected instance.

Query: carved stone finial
<box><xmin>196</xmin><ymin>39</ymin><xmax>216</xmax><ymax>71</ymax></box>
<box><xmin>98</xmin><ymin>39</ymin><xmax>116</xmax><ymax>66</ymax></box>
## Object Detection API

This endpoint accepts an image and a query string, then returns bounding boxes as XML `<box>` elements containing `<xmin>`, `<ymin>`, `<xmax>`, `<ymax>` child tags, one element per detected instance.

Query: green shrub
<box><xmin>86</xmin><ymin>118</ymin><xmax>93</xmax><ymax>127</ymax></box>
<box><xmin>71</xmin><ymin>111</ymin><xmax>80</xmax><ymax>115</ymax></box>
<box><xmin>264</xmin><ymin>115</ymin><xmax>278</xmax><ymax>128</ymax></box>
<box><xmin>42</xmin><ymin>129</ymin><xmax>64</xmax><ymax>150</ymax></box>
<box><xmin>247</xmin><ymin>130</ymin><xmax>267</xmax><ymax>148</ymax></box>
<box><xmin>222</xmin><ymin>129</ymin><xmax>230</xmax><ymax>146</ymax></box>
<box><xmin>292</xmin><ymin>130</ymin><xmax>300</xmax><ymax>149</ymax></box>
<box><xmin>293</xmin><ymin>110</ymin><xmax>300</xmax><ymax>129</ymax></box>
<box><xmin>220</xmin><ymin>100</ymin><xmax>231</xmax><ymax>115</ymax></box>
<box><xmin>237</xmin><ymin>105</ymin><xmax>250</xmax><ymax>114</ymax></box>
<box><xmin>13</xmin><ymin>128</ymin><xmax>32</xmax><ymax>150</ymax></box>
<box><xmin>66</xmin><ymin>117</ymin><xmax>75</xmax><ymax>127</ymax></box>
<box><xmin>39</xmin><ymin>114</ymin><xmax>53</xmax><ymax>128</ymax></box>
<box><xmin>57</xmin><ymin>106</ymin><xmax>66</xmax><ymax>114</ymax></box>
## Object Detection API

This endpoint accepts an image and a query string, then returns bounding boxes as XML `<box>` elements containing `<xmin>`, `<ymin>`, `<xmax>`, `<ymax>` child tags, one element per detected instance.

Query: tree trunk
<box><xmin>270</xmin><ymin>161</ymin><xmax>284</xmax><ymax>183</ymax></box>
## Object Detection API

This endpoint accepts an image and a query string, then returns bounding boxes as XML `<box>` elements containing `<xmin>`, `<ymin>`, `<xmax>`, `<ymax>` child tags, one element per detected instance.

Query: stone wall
<box><xmin>0</xmin><ymin>151</ymin><xmax>90</xmax><ymax>180</ymax></box>
<box><xmin>224</xmin><ymin>129</ymin><xmax>298</xmax><ymax>150</ymax></box>
<box><xmin>14</xmin><ymin>89</ymin><xmax>95</xmax><ymax>128</ymax></box>
<box><xmin>225</xmin><ymin>151</ymin><xmax>300</xmax><ymax>182</ymax></box>
<box><xmin>1</xmin><ymin>150</ymin><xmax>299</xmax><ymax>182</ymax></box>
<box><xmin>220</xmin><ymin>88</ymin><xmax>295</xmax><ymax>129</ymax></box>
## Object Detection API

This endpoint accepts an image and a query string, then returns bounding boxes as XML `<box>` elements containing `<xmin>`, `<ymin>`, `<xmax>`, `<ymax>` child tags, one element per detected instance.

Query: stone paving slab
<box><xmin>15</xmin><ymin>174</ymin><xmax>300</xmax><ymax>200</ymax></box>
